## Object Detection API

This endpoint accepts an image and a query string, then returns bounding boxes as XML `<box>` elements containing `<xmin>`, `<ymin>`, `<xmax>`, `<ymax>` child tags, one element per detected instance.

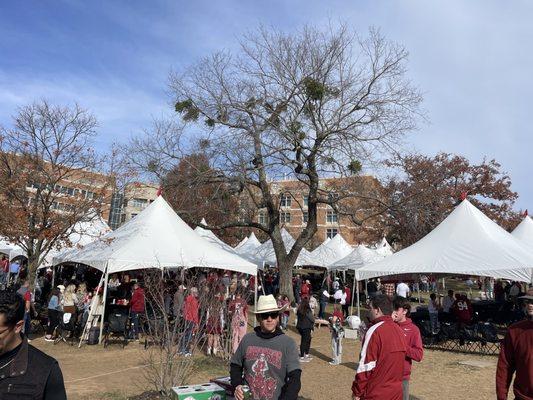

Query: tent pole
<box><xmin>52</xmin><ymin>266</ymin><xmax>56</xmax><ymax>288</ymax></box>
<box><xmin>355</xmin><ymin>279</ymin><xmax>360</xmax><ymax>319</ymax></box>
<box><xmin>99</xmin><ymin>266</ymin><xmax>109</xmax><ymax>345</ymax></box>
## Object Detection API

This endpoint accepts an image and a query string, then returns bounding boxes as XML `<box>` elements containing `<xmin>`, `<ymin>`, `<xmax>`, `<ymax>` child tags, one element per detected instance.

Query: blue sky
<box><xmin>0</xmin><ymin>0</ymin><xmax>531</xmax><ymax>211</ymax></box>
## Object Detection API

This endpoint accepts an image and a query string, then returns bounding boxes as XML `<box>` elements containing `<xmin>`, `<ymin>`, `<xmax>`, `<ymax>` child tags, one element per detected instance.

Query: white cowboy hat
<box><xmin>251</xmin><ymin>294</ymin><xmax>283</xmax><ymax>314</ymax></box>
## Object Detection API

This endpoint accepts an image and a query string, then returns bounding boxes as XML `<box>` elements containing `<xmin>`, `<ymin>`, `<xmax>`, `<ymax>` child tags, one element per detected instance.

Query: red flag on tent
<box><xmin>156</xmin><ymin>187</ymin><xmax>163</xmax><ymax>196</ymax></box>
<box><xmin>460</xmin><ymin>191</ymin><xmax>468</xmax><ymax>201</ymax></box>
<box><xmin>525</xmin><ymin>209</ymin><xmax>528</xmax><ymax>217</ymax></box>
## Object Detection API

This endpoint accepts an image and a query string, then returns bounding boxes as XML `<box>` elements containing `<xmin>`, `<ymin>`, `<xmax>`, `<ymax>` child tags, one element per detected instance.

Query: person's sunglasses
<box><xmin>259</xmin><ymin>312</ymin><xmax>279</xmax><ymax>320</ymax></box>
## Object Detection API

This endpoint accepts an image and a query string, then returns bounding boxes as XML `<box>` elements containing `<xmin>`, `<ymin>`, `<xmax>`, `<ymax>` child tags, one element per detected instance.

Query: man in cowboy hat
<box><xmin>496</xmin><ymin>288</ymin><xmax>533</xmax><ymax>400</ymax></box>
<box><xmin>231</xmin><ymin>294</ymin><xmax>301</xmax><ymax>400</ymax></box>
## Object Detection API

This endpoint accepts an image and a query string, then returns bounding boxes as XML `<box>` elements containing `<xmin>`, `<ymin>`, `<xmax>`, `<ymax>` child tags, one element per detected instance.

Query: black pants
<box><xmin>47</xmin><ymin>309</ymin><xmax>60</xmax><ymax>335</ymax></box>
<box><xmin>298</xmin><ymin>328</ymin><xmax>312</xmax><ymax>357</ymax></box>
<box><xmin>342</xmin><ymin>303</ymin><xmax>349</xmax><ymax>318</ymax></box>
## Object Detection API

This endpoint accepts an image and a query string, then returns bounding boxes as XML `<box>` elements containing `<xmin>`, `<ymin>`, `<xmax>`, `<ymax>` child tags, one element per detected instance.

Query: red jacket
<box><xmin>130</xmin><ymin>288</ymin><xmax>145</xmax><ymax>313</ymax></box>
<box><xmin>352</xmin><ymin>315</ymin><xmax>406</xmax><ymax>400</ymax></box>
<box><xmin>300</xmin><ymin>283</ymin><xmax>310</xmax><ymax>298</ymax></box>
<box><xmin>345</xmin><ymin>287</ymin><xmax>351</xmax><ymax>304</ymax></box>
<box><xmin>184</xmin><ymin>295</ymin><xmax>199</xmax><ymax>324</ymax></box>
<box><xmin>397</xmin><ymin>318</ymin><xmax>423</xmax><ymax>381</ymax></box>
<box><xmin>496</xmin><ymin>319</ymin><xmax>533</xmax><ymax>400</ymax></box>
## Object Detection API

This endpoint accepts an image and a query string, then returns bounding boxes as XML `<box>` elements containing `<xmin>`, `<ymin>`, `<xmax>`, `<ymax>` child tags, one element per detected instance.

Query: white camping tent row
<box><xmin>355</xmin><ymin>200</ymin><xmax>533</xmax><ymax>283</ymax></box>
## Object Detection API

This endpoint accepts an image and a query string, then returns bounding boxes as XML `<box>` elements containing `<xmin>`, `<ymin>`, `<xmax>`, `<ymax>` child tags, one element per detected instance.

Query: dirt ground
<box><xmin>32</xmin><ymin>322</ymin><xmax>500</xmax><ymax>400</ymax></box>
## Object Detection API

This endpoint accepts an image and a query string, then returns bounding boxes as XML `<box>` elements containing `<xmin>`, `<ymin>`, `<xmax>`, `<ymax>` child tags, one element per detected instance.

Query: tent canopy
<box><xmin>235</xmin><ymin>233</ymin><xmax>262</xmax><ymax>258</ymax></box>
<box><xmin>355</xmin><ymin>200</ymin><xmax>533</xmax><ymax>282</ymax></box>
<box><xmin>53</xmin><ymin>196</ymin><xmax>257</xmax><ymax>275</ymax></box>
<box><xmin>310</xmin><ymin>234</ymin><xmax>354</xmax><ymax>268</ymax></box>
<box><xmin>512</xmin><ymin>215</ymin><xmax>533</xmax><ymax>251</ymax></box>
<box><xmin>330</xmin><ymin>244</ymin><xmax>386</xmax><ymax>271</ymax></box>
<box><xmin>194</xmin><ymin>218</ymin><xmax>237</xmax><ymax>254</ymax></box>
<box><xmin>248</xmin><ymin>228</ymin><xmax>313</xmax><ymax>267</ymax></box>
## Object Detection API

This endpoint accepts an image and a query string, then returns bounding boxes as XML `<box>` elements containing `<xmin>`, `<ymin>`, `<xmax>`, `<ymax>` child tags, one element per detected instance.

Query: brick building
<box><xmin>257</xmin><ymin>176</ymin><xmax>383</xmax><ymax>248</ymax></box>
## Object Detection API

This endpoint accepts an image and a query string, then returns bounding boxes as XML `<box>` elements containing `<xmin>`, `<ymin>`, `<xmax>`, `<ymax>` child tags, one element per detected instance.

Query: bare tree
<box><xmin>0</xmin><ymin>100</ymin><xmax>111</xmax><ymax>285</ymax></box>
<box><xmin>141</xmin><ymin>271</ymin><xmax>244</xmax><ymax>396</ymax></box>
<box><xmin>128</xmin><ymin>26</ymin><xmax>423</xmax><ymax>300</ymax></box>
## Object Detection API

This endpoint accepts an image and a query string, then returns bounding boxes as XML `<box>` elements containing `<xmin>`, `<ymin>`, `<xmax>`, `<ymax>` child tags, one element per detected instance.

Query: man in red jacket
<box><xmin>179</xmin><ymin>287</ymin><xmax>199</xmax><ymax>356</ymax></box>
<box><xmin>129</xmin><ymin>282</ymin><xmax>145</xmax><ymax>340</ymax></box>
<box><xmin>496</xmin><ymin>291</ymin><xmax>533</xmax><ymax>400</ymax></box>
<box><xmin>392</xmin><ymin>296</ymin><xmax>423</xmax><ymax>400</ymax></box>
<box><xmin>352</xmin><ymin>294</ymin><xmax>406</xmax><ymax>400</ymax></box>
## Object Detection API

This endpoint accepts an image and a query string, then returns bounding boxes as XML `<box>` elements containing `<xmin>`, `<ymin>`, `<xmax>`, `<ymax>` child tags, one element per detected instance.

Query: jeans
<box><xmin>429</xmin><ymin>313</ymin><xmax>439</xmax><ymax>333</ymax></box>
<box><xmin>0</xmin><ymin>271</ymin><xmax>6</xmax><ymax>287</ymax></box>
<box><xmin>319</xmin><ymin>301</ymin><xmax>327</xmax><ymax>319</ymax></box>
<box><xmin>281</xmin><ymin>314</ymin><xmax>289</xmax><ymax>329</ymax></box>
<box><xmin>23</xmin><ymin>311</ymin><xmax>31</xmax><ymax>335</ymax></box>
<box><xmin>331</xmin><ymin>336</ymin><xmax>342</xmax><ymax>364</ymax></box>
<box><xmin>297</xmin><ymin>328</ymin><xmax>312</xmax><ymax>357</ymax></box>
<box><xmin>179</xmin><ymin>321</ymin><xmax>194</xmax><ymax>354</ymax></box>
<box><xmin>130</xmin><ymin>311</ymin><xmax>141</xmax><ymax>339</ymax></box>
<box><xmin>402</xmin><ymin>379</ymin><xmax>409</xmax><ymax>400</ymax></box>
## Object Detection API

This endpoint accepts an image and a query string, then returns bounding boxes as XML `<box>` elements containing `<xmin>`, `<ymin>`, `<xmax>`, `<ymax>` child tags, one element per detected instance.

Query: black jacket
<box><xmin>0</xmin><ymin>338</ymin><xmax>66</xmax><ymax>399</ymax></box>
<box><xmin>296</xmin><ymin>309</ymin><xmax>315</xmax><ymax>330</ymax></box>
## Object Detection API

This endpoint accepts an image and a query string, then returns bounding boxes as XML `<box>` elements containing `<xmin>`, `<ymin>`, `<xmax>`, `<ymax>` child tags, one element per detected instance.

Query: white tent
<box><xmin>374</xmin><ymin>237</ymin><xmax>394</xmax><ymax>257</ymax></box>
<box><xmin>234</xmin><ymin>236</ymin><xmax>248</xmax><ymax>250</ymax></box>
<box><xmin>329</xmin><ymin>244</ymin><xmax>386</xmax><ymax>271</ymax></box>
<box><xmin>355</xmin><ymin>200</ymin><xmax>533</xmax><ymax>282</ymax></box>
<box><xmin>310</xmin><ymin>234</ymin><xmax>354</xmax><ymax>268</ymax></box>
<box><xmin>54</xmin><ymin>196</ymin><xmax>257</xmax><ymax>276</ymax></box>
<box><xmin>194</xmin><ymin>218</ymin><xmax>237</xmax><ymax>254</ymax></box>
<box><xmin>249</xmin><ymin>228</ymin><xmax>313</xmax><ymax>267</ymax></box>
<box><xmin>512</xmin><ymin>215</ymin><xmax>533</xmax><ymax>251</ymax></box>
<box><xmin>235</xmin><ymin>232</ymin><xmax>261</xmax><ymax>258</ymax></box>
<box><xmin>46</xmin><ymin>215</ymin><xmax>111</xmax><ymax>268</ymax></box>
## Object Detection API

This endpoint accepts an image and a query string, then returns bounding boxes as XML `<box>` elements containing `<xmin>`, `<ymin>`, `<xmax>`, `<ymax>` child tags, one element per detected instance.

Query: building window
<box><xmin>280</xmin><ymin>211</ymin><xmax>291</xmax><ymax>223</ymax></box>
<box><xmin>302</xmin><ymin>211</ymin><xmax>308</xmax><ymax>224</ymax></box>
<box><xmin>258</xmin><ymin>212</ymin><xmax>267</xmax><ymax>225</ymax></box>
<box><xmin>326</xmin><ymin>228</ymin><xmax>338</xmax><ymax>239</ymax></box>
<box><xmin>326</xmin><ymin>210</ymin><xmax>338</xmax><ymax>223</ymax></box>
<box><xmin>131</xmin><ymin>198</ymin><xmax>148</xmax><ymax>209</ymax></box>
<box><xmin>280</xmin><ymin>194</ymin><xmax>291</xmax><ymax>207</ymax></box>
<box><xmin>303</xmin><ymin>196</ymin><xmax>308</xmax><ymax>207</ymax></box>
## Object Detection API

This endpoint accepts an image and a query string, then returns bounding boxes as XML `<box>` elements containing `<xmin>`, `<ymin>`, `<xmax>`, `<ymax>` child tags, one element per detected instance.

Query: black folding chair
<box><xmin>103</xmin><ymin>312</ymin><xmax>129</xmax><ymax>348</ymax></box>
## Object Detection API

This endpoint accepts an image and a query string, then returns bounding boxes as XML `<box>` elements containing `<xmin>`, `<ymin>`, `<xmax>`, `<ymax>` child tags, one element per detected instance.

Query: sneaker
<box><xmin>304</xmin><ymin>354</ymin><xmax>313</xmax><ymax>360</ymax></box>
<box><xmin>328</xmin><ymin>361</ymin><xmax>338</xmax><ymax>365</ymax></box>
<box><xmin>184</xmin><ymin>352</ymin><xmax>192</xmax><ymax>357</ymax></box>
<box><xmin>44</xmin><ymin>336</ymin><xmax>54</xmax><ymax>342</ymax></box>
<box><xmin>299</xmin><ymin>357</ymin><xmax>310</xmax><ymax>362</ymax></box>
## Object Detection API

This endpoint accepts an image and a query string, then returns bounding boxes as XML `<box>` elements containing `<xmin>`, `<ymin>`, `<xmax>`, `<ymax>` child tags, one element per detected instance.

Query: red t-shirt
<box><xmin>333</xmin><ymin>310</ymin><xmax>344</xmax><ymax>324</ymax></box>
<box><xmin>23</xmin><ymin>291</ymin><xmax>31</xmax><ymax>302</ymax></box>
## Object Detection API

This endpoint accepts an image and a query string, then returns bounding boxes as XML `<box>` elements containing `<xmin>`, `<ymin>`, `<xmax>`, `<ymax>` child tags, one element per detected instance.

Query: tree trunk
<box><xmin>278</xmin><ymin>261</ymin><xmax>294</xmax><ymax>302</ymax></box>
<box><xmin>27</xmin><ymin>252</ymin><xmax>40</xmax><ymax>291</ymax></box>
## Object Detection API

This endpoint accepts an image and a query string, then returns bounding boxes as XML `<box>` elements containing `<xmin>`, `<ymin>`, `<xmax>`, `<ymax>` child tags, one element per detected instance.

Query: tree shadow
<box><xmin>340</xmin><ymin>361</ymin><xmax>357</xmax><ymax>370</ymax></box>
<box><xmin>309</xmin><ymin>348</ymin><xmax>332</xmax><ymax>362</ymax></box>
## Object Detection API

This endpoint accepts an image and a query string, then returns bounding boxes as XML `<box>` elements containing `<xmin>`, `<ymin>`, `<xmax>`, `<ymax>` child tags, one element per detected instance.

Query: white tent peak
<box><xmin>194</xmin><ymin>218</ymin><xmax>235</xmax><ymax>253</ymax></box>
<box><xmin>234</xmin><ymin>236</ymin><xmax>248</xmax><ymax>250</ymax></box>
<box><xmin>200</xmin><ymin>218</ymin><xmax>207</xmax><ymax>225</ymax></box>
<box><xmin>248</xmin><ymin>228</ymin><xmax>313</xmax><ymax>267</ymax></box>
<box><xmin>330</xmin><ymin>244</ymin><xmax>386</xmax><ymax>271</ymax></box>
<box><xmin>310</xmin><ymin>234</ymin><xmax>354</xmax><ymax>268</ymax></box>
<box><xmin>54</xmin><ymin>196</ymin><xmax>256</xmax><ymax>275</ymax></box>
<box><xmin>235</xmin><ymin>232</ymin><xmax>262</xmax><ymax>259</ymax></box>
<box><xmin>356</xmin><ymin>199</ymin><xmax>533</xmax><ymax>282</ymax></box>
<box><xmin>512</xmin><ymin>215</ymin><xmax>533</xmax><ymax>250</ymax></box>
